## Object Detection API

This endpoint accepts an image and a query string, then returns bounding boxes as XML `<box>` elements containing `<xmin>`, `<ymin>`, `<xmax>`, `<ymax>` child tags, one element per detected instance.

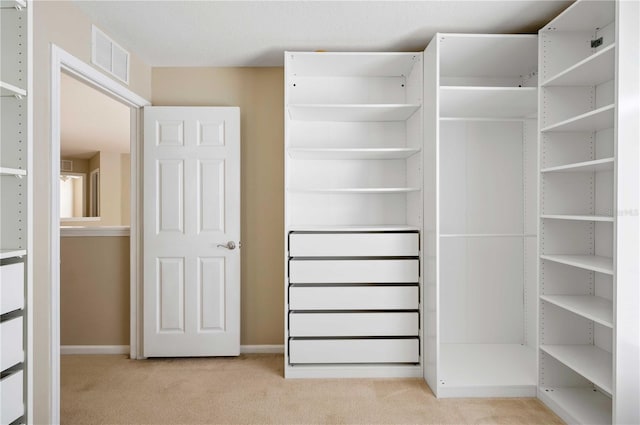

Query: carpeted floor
<box><xmin>61</xmin><ymin>354</ymin><xmax>563</xmax><ymax>424</ymax></box>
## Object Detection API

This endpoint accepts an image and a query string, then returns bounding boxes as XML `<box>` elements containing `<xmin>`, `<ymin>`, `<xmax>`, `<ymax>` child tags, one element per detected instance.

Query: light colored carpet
<box><xmin>61</xmin><ymin>354</ymin><xmax>563</xmax><ymax>425</ymax></box>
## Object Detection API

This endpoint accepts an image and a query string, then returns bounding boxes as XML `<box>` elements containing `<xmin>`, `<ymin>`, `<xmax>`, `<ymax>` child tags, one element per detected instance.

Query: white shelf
<box><xmin>288</xmin><ymin>224</ymin><xmax>421</xmax><ymax>232</ymax></box>
<box><xmin>0</xmin><ymin>0</ymin><xmax>25</xmax><ymax>9</ymax></box>
<box><xmin>540</xmin><ymin>254</ymin><xmax>613</xmax><ymax>275</ymax></box>
<box><xmin>439</xmin><ymin>86</ymin><xmax>537</xmax><ymax>119</ymax></box>
<box><xmin>541</xmin><ymin>157</ymin><xmax>614</xmax><ymax>173</ymax></box>
<box><xmin>288</xmin><ymin>104</ymin><xmax>420</xmax><ymax>122</ymax></box>
<box><xmin>286</xmin><ymin>52</ymin><xmax>420</xmax><ymax>77</ymax></box>
<box><xmin>0</xmin><ymin>249</ymin><xmax>26</xmax><ymax>260</ymax></box>
<box><xmin>439</xmin><ymin>344</ymin><xmax>537</xmax><ymax>397</ymax></box>
<box><xmin>541</xmin><ymin>214</ymin><xmax>614</xmax><ymax>222</ymax></box>
<box><xmin>541</xmin><ymin>104</ymin><xmax>614</xmax><ymax>133</ymax></box>
<box><xmin>540</xmin><ymin>295</ymin><xmax>613</xmax><ymax>328</ymax></box>
<box><xmin>542</xmin><ymin>44</ymin><xmax>615</xmax><ymax>87</ymax></box>
<box><xmin>288</xmin><ymin>187</ymin><xmax>420</xmax><ymax>194</ymax></box>
<box><xmin>540</xmin><ymin>344</ymin><xmax>612</xmax><ymax>395</ymax></box>
<box><xmin>0</xmin><ymin>167</ymin><xmax>26</xmax><ymax>176</ymax></box>
<box><xmin>543</xmin><ymin>0</ymin><xmax>614</xmax><ymax>32</ymax></box>
<box><xmin>287</xmin><ymin>148</ymin><xmax>420</xmax><ymax>160</ymax></box>
<box><xmin>538</xmin><ymin>387</ymin><xmax>612</xmax><ymax>425</ymax></box>
<box><xmin>0</xmin><ymin>81</ymin><xmax>26</xmax><ymax>98</ymax></box>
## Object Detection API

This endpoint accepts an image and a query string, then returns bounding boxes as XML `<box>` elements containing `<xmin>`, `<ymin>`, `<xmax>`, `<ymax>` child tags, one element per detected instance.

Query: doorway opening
<box><xmin>50</xmin><ymin>45</ymin><xmax>149</xmax><ymax>424</ymax></box>
<box><xmin>59</xmin><ymin>71</ymin><xmax>131</xmax><ymax>355</ymax></box>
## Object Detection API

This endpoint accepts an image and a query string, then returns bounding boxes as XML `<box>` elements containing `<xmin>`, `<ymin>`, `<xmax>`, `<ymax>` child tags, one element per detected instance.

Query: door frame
<box><xmin>49</xmin><ymin>45</ymin><xmax>150</xmax><ymax>423</ymax></box>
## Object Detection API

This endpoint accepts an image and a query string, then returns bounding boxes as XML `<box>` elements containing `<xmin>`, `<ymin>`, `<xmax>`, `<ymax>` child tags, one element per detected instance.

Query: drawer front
<box><xmin>289</xmin><ymin>259</ymin><xmax>419</xmax><ymax>284</ymax></box>
<box><xmin>289</xmin><ymin>338</ymin><xmax>419</xmax><ymax>364</ymax></box>
<box><xmin>1</xmin><ymin>317</ymin><xmax>24</xmax><ymax>371</ymax></box>
<box><xmin>289</xmin><ymin>286</ymin><xmax>419</xmax><ymax>310</ymax></box>
<box><xmin>1</xmin><ymin>262</ymin><xmax>24</xmax><ymax>315</ymax></box>
<box><xmin>0</xmin><ymin>370</ymin><xmax>24</xmax><ymax>425</ymax></box>
<box><xmin>289</xmin><ymin>232</ymin><xmax>419</xmax><ymax>257</ymax></box>
<box><xmin>290</xmin><ymin>312</ymin><xmax>418</xmax><ymax>337</ymax></box>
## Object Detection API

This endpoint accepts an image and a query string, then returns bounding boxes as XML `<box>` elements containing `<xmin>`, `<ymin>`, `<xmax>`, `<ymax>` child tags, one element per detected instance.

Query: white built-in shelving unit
<box><xmin>0</xmin><ymin>0</ymin><xmax>31</xmax><ymax>423</ymax></box>
<box><xmin>423</xmin><ymin>34</ymin><xmax>539</xmax><ymax>397</ymax></box>
<box><xmin>284</xmin><ymin>51</ymin><xmax>423</xmax><ymax>378</ymax></box>
<box><xmin>537</xmin><ymin>1</ymin><xmax>640</xmax><ymax>424</ymax></box>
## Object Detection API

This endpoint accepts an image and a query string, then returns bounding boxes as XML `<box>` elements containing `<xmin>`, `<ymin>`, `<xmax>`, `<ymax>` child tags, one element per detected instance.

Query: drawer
<box><xmin>289</xmin><ymin>286</ymin><xmax>419</xmax><ymax>310</ymax></box>
<box><xmin>289</xmin><ymin>232</ymin><xmax>419</xmax><ymax>257</ymax></box>
<box><xmin>0</xmin><ymin>370</ymin><xmax>24</xmax><ymax>425</ymax></box>
<box><xmin>290</xmin><ymin>312</ymin><xmax>418</xmax><ymax>337</ymax></box>
<box><xmin>289</xmin><ymin>338</ymin><xmax>419</xmax><ymax>364</ymax></box>
<box><xmin>289</xmin><ymin>259</ymin><xmax>419</xmax><ymax>283</ymax></box>
<box><xmin>1</xmin><ymin>262</ymin><xmax>24</xmax><ymax>315</ymax></box>
<box><xmin>1</xmin><ymin>317</ymin><xmax>24</xmax><ymax>371</ymax></box>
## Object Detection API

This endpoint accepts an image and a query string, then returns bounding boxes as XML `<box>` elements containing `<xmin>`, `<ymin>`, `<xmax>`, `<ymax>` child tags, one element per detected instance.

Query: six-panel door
<box><xmin>143</xmin><ymin>107</ymin><xmax>241</xmax><ymax>357</ymax></box>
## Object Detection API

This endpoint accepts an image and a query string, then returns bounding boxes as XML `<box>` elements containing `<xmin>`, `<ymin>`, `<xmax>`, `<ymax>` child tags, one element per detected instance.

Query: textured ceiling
<box><xmin>72</xmin><ymin>0</ymin><xmax>572</xmax><ymax>67</ymax></box>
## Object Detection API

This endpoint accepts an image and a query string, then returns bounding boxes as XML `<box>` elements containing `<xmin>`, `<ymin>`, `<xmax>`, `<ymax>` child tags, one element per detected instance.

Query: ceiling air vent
<box><xmin>60</xmin><ymin>160</ymin><xmax>73</xmax><ymax>172</ymax></box>
<box><xmin>91</xmin><ymin>25</ymin><xmax>130</xmax><ymax>85</ymax></box>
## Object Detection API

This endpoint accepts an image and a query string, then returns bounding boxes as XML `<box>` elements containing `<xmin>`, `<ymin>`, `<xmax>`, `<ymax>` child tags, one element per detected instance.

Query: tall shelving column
<box><xmin>538</xmin><ymin>1</ymin><xmax>640</xmax><ymax>423</ymax></box>
<box><xmin>423</xmin><ymin>34</ymin><xmax>539</xmax><ymax>398</ymax></box>
<box><xmin>284</xmin><ymin>52</ymin><xmax>423</xmax><ymax>378</ymax></box>
<box><xmin>0</xmin><ymin>0</ymin><xmax>31</xmax><ymax>424</ymax></box>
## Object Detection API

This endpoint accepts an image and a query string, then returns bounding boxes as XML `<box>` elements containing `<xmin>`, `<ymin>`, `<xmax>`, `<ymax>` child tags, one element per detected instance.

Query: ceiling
<box><xmin>61</xmin><ymin>72</ymin><xmax>130</xmax><ymax>159</ymax></box>
<box><xmin>72</xmin><ymin>0</ymin><xmax>572</xmax><ymax>68</ymax></box>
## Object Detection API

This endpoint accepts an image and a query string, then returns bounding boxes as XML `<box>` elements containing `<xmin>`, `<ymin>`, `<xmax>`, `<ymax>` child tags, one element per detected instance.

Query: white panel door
<box><xmin>143</xmin><ymin>106</ymin><xmax>240</xmax><ymax>357</ymax></box>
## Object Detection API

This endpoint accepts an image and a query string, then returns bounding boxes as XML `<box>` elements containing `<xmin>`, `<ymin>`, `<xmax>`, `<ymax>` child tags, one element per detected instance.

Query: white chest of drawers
<box><xmin>286</xmin><ymin>231</ymin><xmax>421</xmax><ymax>377</ymax></box>
<box><xmin>0</xmin><ymin>260</ymin><xmax>26</xmax><ymax>424</ymax></box>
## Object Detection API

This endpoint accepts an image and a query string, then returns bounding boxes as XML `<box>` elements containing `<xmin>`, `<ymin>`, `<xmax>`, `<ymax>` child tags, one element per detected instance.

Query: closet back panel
<box><xmin>289</xmin><ymin>77</ymin><xmax>406</xmax><ymax>104</ymax></box>
<box><xmin>439</xmin><ymin>35</ymin><xmax>537</xmax><ymax>82</ymax></box>
<box><xmin>0</xmin><ymin>8</ymin><xmax>27</xmax><ymax>90</ymax></box>
<box><xmin>0</xmin><ymin>98</ymin><xmax>27</xmax><ymax>170</ymax></box>
<box><xmin>439</xmin><ymin>121</ymin><xmax>524</xmax><ymax>234</ymax></box>
<box><xmin>0</xmin><ymin>176</ymin><xmax>26</xmax><ymax>248</ymax></box>
<box><xmin>440</xmin><ymin>237</ymin><xmax>525</xmax><ymax>344</ymax></box>
<box><xmin>540</xmin><ymin>352</ymin><xmax>594</xmax><ymax>388</ymax></box>
<box><xmin>287</xmin><ymin>193</ymin><xmax>408</xmax><ymax>226</ymax></box>
<box><xmin>525</xmin><ymin>237</ymin><xmax>537</xmax><ymax>347</ymax></box>
<box><xmin>288</xmin><ymin>159</ymin><xmax>407</xmax><ymax>188</ymax></box>
<box><xmin>288</xmin><ymin>121</ymin><xmax>406</xmax><ymax>148</ymax></box>
<box><xmin>541</xmin><ymin>132</ymin><xmax>595</xmax><ymax>168</ymax></box>
<box><xmin>540</xmin><ymin>32</ymin><xmax>612</xmax><ymax>83</ymax></box>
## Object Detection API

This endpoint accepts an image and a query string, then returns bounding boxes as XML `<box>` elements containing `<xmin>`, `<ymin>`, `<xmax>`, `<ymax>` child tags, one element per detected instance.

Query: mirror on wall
<box><xmin>59</xmin><ymin>155</ymin><xmax>101</xmax><ymax>221</ymax></box>
<box><xmin>59</xmin><ymin>173</ymin><xmax>86</xmax><ymax>218</ymax></box>
<box><xmin>60</xmin><ymin>71</ymin><xmax>130</xmax><ymax>225</ymax></box>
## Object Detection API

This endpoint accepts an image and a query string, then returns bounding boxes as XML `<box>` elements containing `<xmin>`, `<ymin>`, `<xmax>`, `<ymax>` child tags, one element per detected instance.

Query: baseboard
<box><xmin>61</xmin><ymin>345</ymin><xmax>130</xmax><ymax>355</ymax></box>
<box><xmin>240</xmin><ymin>344</ymin><xmax>284</xmax><ymax>354</ymax></box>
<box><xmin>61</xmin><ymin>344</ymin><xmax>283</xmax><ymax>355</ymax></box>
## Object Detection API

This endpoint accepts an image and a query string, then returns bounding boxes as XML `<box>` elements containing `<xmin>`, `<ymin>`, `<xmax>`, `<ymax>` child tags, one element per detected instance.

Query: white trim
<box><xmin>60</xmin><ymin>345</ymin><xmax>130</xmax><ymax>355</ymax></box>
<box><xmin>60</xmin><ymin>226</ymin><xmax>130</xmax><ymax>237</ymax></box>
<box><xmin>437</xmin><ymin>385</ymin><xmax>537</xmax><ymax>398</ymax></box>
<box><xmin>50</xmin><ymin>44</ymin><xmax>149</xmax><ymax>425</ymax></box>
<box><xmin>60</xmin><ymin>345</ymin><xmax>283</xmax><ymax>355</ymax></box>
<box><xmin>285</xmin><ymin>365</ymin><xmax>423</xmax><ymax>379</ymax></box>
<box><xmin>240</xmin><ymin>345</ymin><xmax>284</xmax><ymax>354</ymax></box>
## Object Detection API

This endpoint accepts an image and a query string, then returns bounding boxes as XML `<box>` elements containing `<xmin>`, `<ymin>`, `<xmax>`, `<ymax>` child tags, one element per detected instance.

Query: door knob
<box><xmin>217</xmin><ymin>241</ymin><xmax>236</xmax><ymax>250</ymax></box>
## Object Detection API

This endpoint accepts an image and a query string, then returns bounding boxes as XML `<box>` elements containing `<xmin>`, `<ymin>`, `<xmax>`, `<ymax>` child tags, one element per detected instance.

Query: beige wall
<box><xmin>96</xmin><ymin>151</ymin><xmax>130</xmax><ymax>226</ymax></box>
<box><xmin>152</xmin><ymin>68</ymin><xmax>284</xmax><ymax>345</ymax></box>
<box><xmin>60</xmin><ymin>237</ymin><xmax>130</xmax><ymax>345</ymax></box>
<box><xmin>33</xmin><ymin>1</ymin><xmax>151</xmax><ymax>422</ymax></box>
